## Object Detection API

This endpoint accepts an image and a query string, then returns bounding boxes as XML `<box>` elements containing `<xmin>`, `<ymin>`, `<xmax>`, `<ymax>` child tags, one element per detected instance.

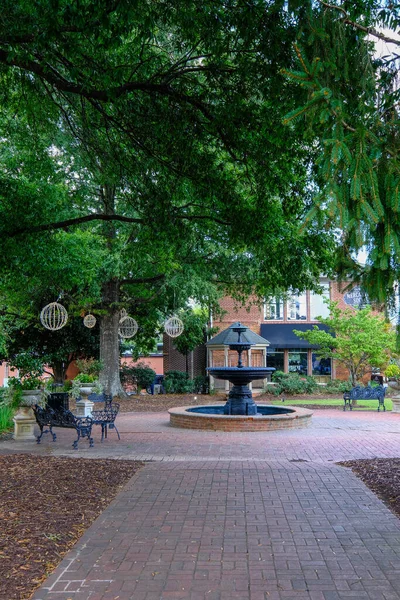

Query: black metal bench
<box><xmin>343</xmin><ymin>385</ymin><xmax>386</xmax><ymax>411</ymax></box>
<box><xmin>32</xmin><ymin>405</ymin><xmax>94</xmax><ymax>449</ymax></box>
<box><xmin>91</xmin><ymin>401</ymin><xmax>120</xmax><ymax>442</ymax></box>
<box><xmin>88</xmin><ymin>392</ymin><xmax>113</xmax><ymax>404</ymax></box>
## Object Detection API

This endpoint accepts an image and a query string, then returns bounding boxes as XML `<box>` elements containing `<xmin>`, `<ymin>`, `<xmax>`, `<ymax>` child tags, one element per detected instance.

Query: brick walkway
<box><xmin>3</xmin><ymin>409</ymin><xmax>400</xmax><ymax>599</ymax></box>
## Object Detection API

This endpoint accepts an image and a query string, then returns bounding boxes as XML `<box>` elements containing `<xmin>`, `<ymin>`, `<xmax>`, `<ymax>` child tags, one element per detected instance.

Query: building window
<box><xmin>264</xmin><ymin>297</ymin><xmax>284</xmax><ymax>320</ymax></box>
<box><xmin>287</xmin><ymin>293</ymin><xmax>307</xmax><ymax>321</ymax></box>
<box><xmin>266</xmin><ymin>348</ymin><xmax>284</xmax><ymax>374</ymax></box>
<box><xmin>310</xmin><ymin>283</ymin><xmax>330</xmax><ymax>320</ymax></box>
<box><xmin>288</xmin><ymin>348</ymin><xmax>308</xmax><ymax>375</ymax></box>
<box><xmin>312</xmin><ymin>354</ymin><xmax>331</xmax><ymax>377</ymax></box>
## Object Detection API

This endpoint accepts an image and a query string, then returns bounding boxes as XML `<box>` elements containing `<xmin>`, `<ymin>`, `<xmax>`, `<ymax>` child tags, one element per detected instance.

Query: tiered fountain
<box><xmin>169</xmin><ymin>323</ymin><xmax>313</xmax><ymax>431</ymax></box>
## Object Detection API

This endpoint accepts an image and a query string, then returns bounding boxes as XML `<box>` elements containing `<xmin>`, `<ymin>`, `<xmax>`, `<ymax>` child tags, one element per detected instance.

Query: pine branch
<box><xmin>317</xmin><ymin>0</ymin><xmax>400</xmax><ymax>47</ymax></box>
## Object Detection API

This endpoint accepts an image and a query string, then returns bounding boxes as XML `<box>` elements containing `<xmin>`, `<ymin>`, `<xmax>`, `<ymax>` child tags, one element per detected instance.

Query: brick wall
<box><xmin>163</xmin><ymin>333</ymin><xmax>207</xmax><ymax>378</ymax></box>
<box><xmin>212</xmin><ymin>297</ymin><xmax>263</xmax><ymax>335</ymax></box>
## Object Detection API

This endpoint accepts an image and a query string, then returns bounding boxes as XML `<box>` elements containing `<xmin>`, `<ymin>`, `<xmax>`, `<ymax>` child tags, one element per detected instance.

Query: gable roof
<box><xmin>206</xmin><ymin>322</ymin><xmax>270</xmax><ymax>347</ymax></box>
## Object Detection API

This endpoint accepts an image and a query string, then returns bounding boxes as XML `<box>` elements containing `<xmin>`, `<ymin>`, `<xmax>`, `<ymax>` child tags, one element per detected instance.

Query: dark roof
<box><xmin>260</xmin><ymin>323</ymin><xmax>333</xmax><ymax>349</ymax></box>
<box><xmin>206</xmin><ymin>322</ymin><xmax>270</xmax><ymax>347</ymax></box>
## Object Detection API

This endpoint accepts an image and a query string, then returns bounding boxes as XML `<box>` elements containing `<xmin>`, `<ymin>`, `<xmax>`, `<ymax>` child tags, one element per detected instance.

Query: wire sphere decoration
<box><xmin>83</xmin><ymin>313</ymin><xmax>97</xmax><ymax>329</ymax></box>
<box><xmin>40</xmin><ymin>302</ymin><xmax>68</xmax><ymax>331</ymax></box>
<box><xmin>164</xmin><ymin>316</ymin><xmax>184</xmax><ymax>338</ymax></box>
<box><xmin>118</xmin><ymin>316</ymin><xmax>138</xmax><ymax>339</ymax></box>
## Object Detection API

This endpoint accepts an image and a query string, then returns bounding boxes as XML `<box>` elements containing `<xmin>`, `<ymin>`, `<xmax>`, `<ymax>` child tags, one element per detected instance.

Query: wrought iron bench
<box><xmin>32</xmin><ymin>404</ymin><xmax>94</xmax><ymax>449</ymax></box>
<box><xmin>90</xmin><ymin>401</ymin><xmax>120</xmax><ymax>442</ymax></box>
<box><xmin>88</xmin><ymin>392</ymin><xmax>113</xmax><ymax>404</ymax></box>
<box><xmin>343</xmin><ymin>385</ymin><xmax>386</xmax><ymax>411</ymax></box>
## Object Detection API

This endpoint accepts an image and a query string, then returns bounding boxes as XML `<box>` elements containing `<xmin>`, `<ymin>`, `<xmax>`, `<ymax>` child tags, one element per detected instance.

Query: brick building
<box><xmin>163</xmin><ymin>278</ymin><xmax>362</xmax><ymax>383</ymax></box>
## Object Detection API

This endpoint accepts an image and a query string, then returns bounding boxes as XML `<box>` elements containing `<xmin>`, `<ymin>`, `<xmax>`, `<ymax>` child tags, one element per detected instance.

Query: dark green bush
<box><xmin>271</xmin><ymin>370</ymin><xmax>287</xmax><ymax>382</ymax></box>
<box><xmin>193</xmin><ymin>375</ymin><xmax>209</xmax><ymax>394</ymax></box>
<box><xmin>120</xmin><ymin>362</ymin><xmax>156</xmax><ymax>392</ymax></box>
<box><xmin>325</xmin><ymin>379</ymin><xmax>352</xmax><ymax>394</ymax></box>
<box><xmin>164</xmin><ymin>370</ymin><xmax>195</xmax><ymax>394</ymax></box>
<box><xmin>270</xmin><ymin>372</ymin><xmax>318</xmax><ymax>395</ymax></box>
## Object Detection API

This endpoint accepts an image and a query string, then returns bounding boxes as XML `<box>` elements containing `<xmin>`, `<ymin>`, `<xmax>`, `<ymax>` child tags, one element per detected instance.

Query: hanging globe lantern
<box><xmin>40</xmin><ymin>302</ymin><xmax>68</xmax><ymax>331</ymax></box>
<box><xmin>118</xmin><ymin>316</ymin><xmax>138</xmax><ymax>339</ymax></box>
<box><xmin>83</xmin><ymin>313</ymin><xmax>97</xmax><ymax>329</ymax></box>
<box><xmin>164</xmin><ymin>316</ymin><xmax>184</xmax><ymax>338</ymax></box>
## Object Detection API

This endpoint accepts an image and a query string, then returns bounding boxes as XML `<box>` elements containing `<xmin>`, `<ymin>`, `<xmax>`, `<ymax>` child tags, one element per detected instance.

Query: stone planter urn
<box><xmin>13</xmin><ymin>389</ymin><xmax>42</xmax><ymax>441</ymax></box>
<box><xmin>388</xmin><ymin>379</ymin><xmax>400</xmax><ymax>413</ymax></box>
<box><xmin>75</xmin><ymin>385</ymin><xmax>94</xmax><ymax>417</ymax></box>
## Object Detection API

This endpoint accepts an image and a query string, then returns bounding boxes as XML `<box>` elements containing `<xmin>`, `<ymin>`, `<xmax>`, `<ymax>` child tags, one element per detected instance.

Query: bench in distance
<box><xmin>343</xmin><ymin>385</ymin><xmax>386</xmax><ymax>411</ymax></box>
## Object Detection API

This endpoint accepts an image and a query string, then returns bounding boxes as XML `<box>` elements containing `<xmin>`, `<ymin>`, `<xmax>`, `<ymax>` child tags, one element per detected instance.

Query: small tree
<box><xmin>294</xmin><ymin>302</ymin><xmax>396</xmax><ymax>386</ymax></box>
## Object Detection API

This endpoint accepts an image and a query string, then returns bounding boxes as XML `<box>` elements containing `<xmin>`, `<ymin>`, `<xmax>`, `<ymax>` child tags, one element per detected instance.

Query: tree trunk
<box><xmin>99</xmin><ymin>279</ymin><xmax>126</xmax><ymax>397</ymax></box>
<box><xmin>98</xmin><ymin>184</ymin><xmax>127</xmax><ymax>398</ymax></box>
<box><xmin>350</xmin><ymin>367</ymin><xmax>358</xmax><ymax>406</ymax></box>
<box><xmin>185</xmin><ymin>352</ymin><xmax>189</xmax><ymax>375</ymax></box>
<box><xmin>51</xmin><ymin>361</ymin><xmax>67</xmax><ymax>385</ymax></box>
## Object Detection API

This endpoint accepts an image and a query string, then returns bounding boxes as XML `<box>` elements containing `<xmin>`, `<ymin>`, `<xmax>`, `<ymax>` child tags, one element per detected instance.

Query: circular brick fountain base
<box><xmin>169</xmin><ymin>405</ymin><xmax>313</xmax><ymax>432</ymax></box>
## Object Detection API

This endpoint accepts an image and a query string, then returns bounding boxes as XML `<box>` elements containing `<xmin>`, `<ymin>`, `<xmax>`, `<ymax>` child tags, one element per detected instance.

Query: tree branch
<box><xmin>6</xmin><ymin>214</ymin><xmax>144</xmax><ymax>238</ymax></box>
<box><xmin>0</xmin><ymin>48</ymin><xmax>242</xmax><ymax>161</ymax></box>
<box><xmin>120</xmin><ymin>274</ymin><xmax>165</xmax><ymax>285</ymax></box>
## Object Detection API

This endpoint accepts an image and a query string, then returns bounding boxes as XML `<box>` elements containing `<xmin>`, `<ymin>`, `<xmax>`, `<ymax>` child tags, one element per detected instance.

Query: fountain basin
<box><xmin>208</xmin><ymin>367</ymin><xmax>275</xmax><ymax>382</ymax></box>
<box><xmin>169</xmin><ymin>404</ymin><xmax>313</xmax><ymax>431</ymax></box>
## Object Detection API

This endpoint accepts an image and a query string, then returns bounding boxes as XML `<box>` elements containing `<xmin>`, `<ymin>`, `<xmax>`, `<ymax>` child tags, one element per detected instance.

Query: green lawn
<box><xmin>267</xmin><ymin>397</ymin><xmax>393</xmax><ymax>411</ymax></box>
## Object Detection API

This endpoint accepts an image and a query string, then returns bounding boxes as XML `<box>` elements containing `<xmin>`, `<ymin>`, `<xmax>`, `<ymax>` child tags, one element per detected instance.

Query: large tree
<box><xmin>0</xmin><ymin>1</ymin><xmax>340</xmax><ymax>393</ymax></box>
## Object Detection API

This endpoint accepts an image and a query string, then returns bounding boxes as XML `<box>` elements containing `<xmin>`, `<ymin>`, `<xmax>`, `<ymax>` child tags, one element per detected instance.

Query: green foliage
<box><xmin>45</xmin><ymin>378</ymin><xmax>72</xmax><ymax>393</ymax></box>
<box><xmin>294</xmin><ymin>301</ymin><xmax>396</xmax><ymax>385</ymax></box>
<box><xmin>385</xmin><ymin>364</ymin><xmax>400</xmax><ymax>379</ymax></box>
<box><xmin>270</xmin><ymin>372</ymin><xmax>318</xmax><ymax>395</ymax></box>
<box><xmin>6</xmin><ymin>352</ymin><xmax>44</xmax><ymax>400</ymax></box>
<box><xmin>281</xmin><ymin>4</ymin><xmax>400</xmax><ymax>312</ymax></box>
<box><xmin>70</xmin><ymin>375</ymin><xmax>103</xmax><ymax>399</ymax></box>
<box><xmin>7</xmin><ymin>376</ymin><xmax>42</xmax><ymax>391</ymax></box>
<box><xmin>1</xmin><ymin>312</ymin><xmax>100</xmax><ymax>384</ymax></box>
<box><xmin>325</xmin><ymin>379</ymin><xmax>352</xmax><ymax>394</ymax></box>
<box><xmin>120</xmin><ymin>362</ymin><xmax>156</xmax><ymax>392</ymax></box>
<box><xmin>73</xmin><ymin>374</ymin><xmax>97</xmax><ymax>384</ymax></box>
<box><xmin>172</xmin><ymin>308</ymin><xmax>214</xmax><ymax>374</ymax></box>
<box><xmin>0</xmin><ymin>0</ymin><xmax>347</xmax><ymax>395</ymax></box>
<box><xmin>164</xmin><ymin>370</ymin><xmax>195</xmax><ymax>394</ymax></box>
<box><xmin>272</xmin><ymin>371</ymin><xmax>287</xmax><ymax>382</ymax></box>
<box><xmin>0</xmin><ymin>403</ymin><xmax>14</xmax><ymax>433</ymax></box>
<box><xmin>193</xmin><ymin>375</ymin><xmax>209</xmax><ymax>395</ymax></box>
<box><xmin>75</xmin><ymin>358</ymin><xmax>103</xmax><ymax>377</ymax></box>
<box><xmin>8</xmin><ymin>352</ymin><xmax>43</xmax><ymax>381</ymax></box>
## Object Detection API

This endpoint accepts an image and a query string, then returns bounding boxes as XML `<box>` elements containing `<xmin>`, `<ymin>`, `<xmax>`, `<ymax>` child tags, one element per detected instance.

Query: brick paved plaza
<box><xmin>2</xmin><ymin>409</ymin><xmax>400</xmax><ymax>599</ymax></box>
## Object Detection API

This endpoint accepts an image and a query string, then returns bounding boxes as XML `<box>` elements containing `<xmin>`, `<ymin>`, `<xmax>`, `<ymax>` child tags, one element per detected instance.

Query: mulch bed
<box><xmin>338</xmin><ymin>458</ymin><xmax>400</xmax><ymax>519</ymax></box>
<box><xmin>0</xmin><ymin>454</ymin><xmax>143</xmax><ymax>600</ymax></box>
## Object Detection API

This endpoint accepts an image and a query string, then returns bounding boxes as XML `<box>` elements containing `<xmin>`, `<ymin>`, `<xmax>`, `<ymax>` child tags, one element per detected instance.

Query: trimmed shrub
<box><xmin>270</xmin><ymin>372</ymin><xmax>318</xmax><ymax>395</ymax></box>
<box><xmin>164</xmin><ymin>370</ymin><xmax>195</xmax><ymax>394</ymax></box>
